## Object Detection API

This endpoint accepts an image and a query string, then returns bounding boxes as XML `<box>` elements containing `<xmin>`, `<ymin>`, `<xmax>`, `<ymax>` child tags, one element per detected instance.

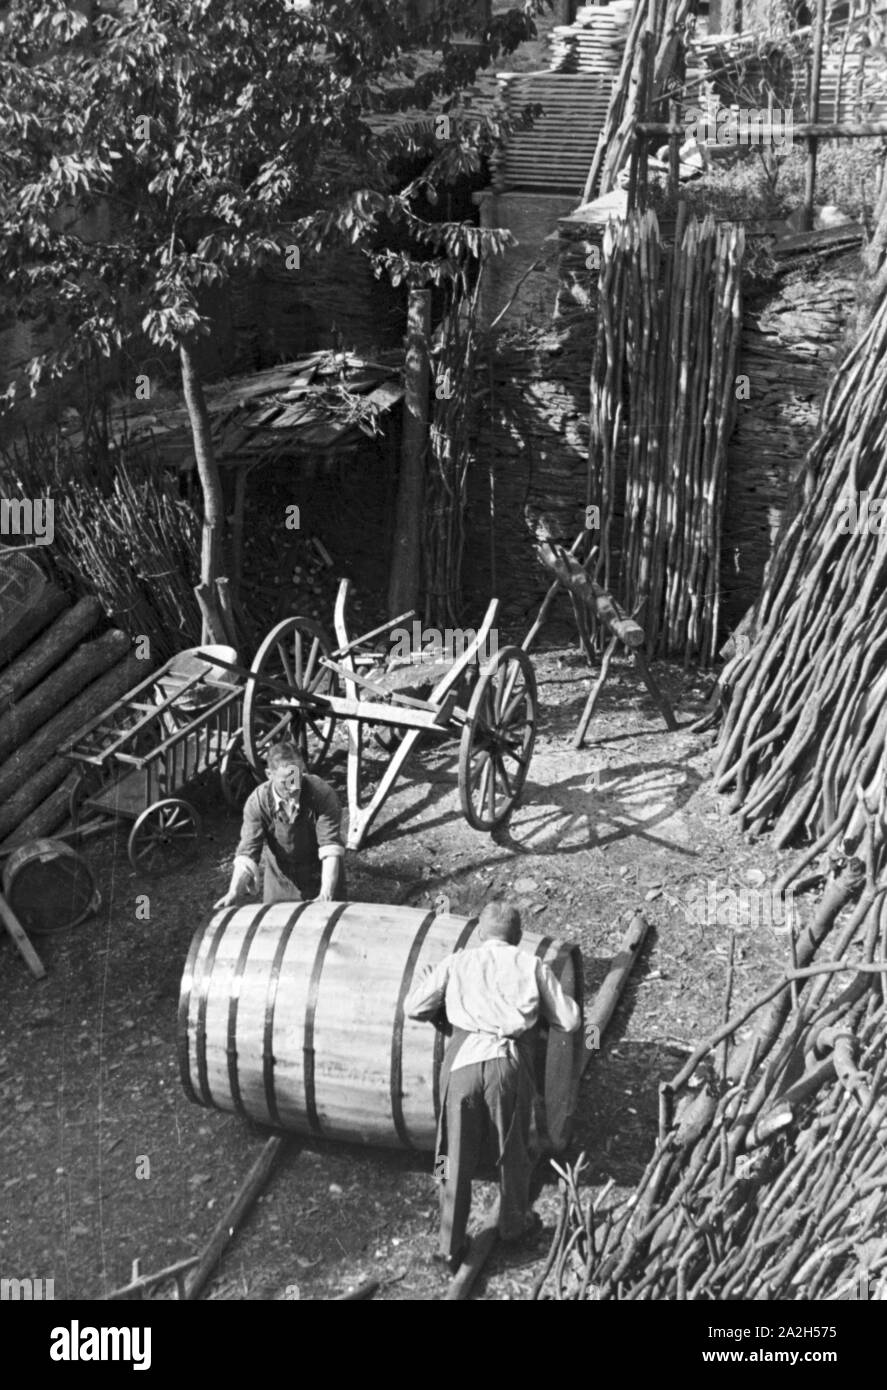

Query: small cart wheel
<box><xmin>458</xmin><ymin>646</ymin><xmax>537</xmax><ymax>831</ymax></box>
<box><xmin>128</xmin><ymin>799</ymin><xmax>202</xmax><ymax>873</ymax></box>
<box><xmin>243</xmin><ymin>616</ymin><xmax>336</xmax><ymax>776</ymax></box>
<box><xmin>68</xmin><ymin>768</ymin><xmax>104</xmax><ymax>829</ymax></box>
<box><xmin>219</xmin><ymin>731</ymin><xmax>259</xmax><ymax>810</ymax></box>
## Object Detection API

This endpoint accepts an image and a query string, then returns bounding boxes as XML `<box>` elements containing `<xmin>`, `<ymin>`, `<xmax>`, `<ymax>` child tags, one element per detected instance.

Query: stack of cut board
<box><xmin>0</xmin><ymin>578</ymin><xmax>144</xmax><ymax>851</ymax></box>
<box><xmin>549</xmin><ymin>2</ymin><xmax>633</xmax><ymax>74</ymax></box>
<box><xmin>492</xmin><ymin>73</ymin><xmax>615</xmax><ymax>195</ymax></box>
<box><xmin>815</xmin><ymin>54</ymin><xmax>887</xmax><ymax>122</ymax></box>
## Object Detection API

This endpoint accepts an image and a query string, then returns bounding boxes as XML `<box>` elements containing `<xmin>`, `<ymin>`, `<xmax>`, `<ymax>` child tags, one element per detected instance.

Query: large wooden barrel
<box><xmin>178</xmin><ymin>902</ymin><xmax>583</xmax><ymax>1152</ymax></box>
<box><xmin>2</xmin><ymin>838</ymin><xmax>100</xmax><ymax>935</ymax></box>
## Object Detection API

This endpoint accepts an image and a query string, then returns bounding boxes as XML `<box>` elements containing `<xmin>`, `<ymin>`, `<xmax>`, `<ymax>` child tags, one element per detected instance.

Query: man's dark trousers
<box><xmin>436</xmin><ymin>1040</ymin><xmax>535</xmax><ymax>1261</ymax></box>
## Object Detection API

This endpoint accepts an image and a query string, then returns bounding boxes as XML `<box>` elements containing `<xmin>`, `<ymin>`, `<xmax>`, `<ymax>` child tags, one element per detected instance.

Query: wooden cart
<box><xmin>203</xmin><ymin>579</ymin><xmax>538</xmax><ymax>849</ymax></box>
<box><xmin>60</xmin><ymin>646</ymin><xmax>253</xmax><ymax>873</ymax></box>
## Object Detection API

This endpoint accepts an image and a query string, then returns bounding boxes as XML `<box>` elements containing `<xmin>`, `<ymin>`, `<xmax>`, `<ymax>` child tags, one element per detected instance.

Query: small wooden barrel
<box><xmin>2</xmin><ymin>838</ymin><xmax>101</xmax><ymax>936</ymax></box>
<box><xmin>178</xmin><ymin>902</ymin><xmax>583</xmax><ymax>1152</ymax></box>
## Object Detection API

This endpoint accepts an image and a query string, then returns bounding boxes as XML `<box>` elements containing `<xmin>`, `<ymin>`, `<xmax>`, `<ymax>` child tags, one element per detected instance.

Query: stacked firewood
<box><xmin>534</xmin><ymin>819</ymin><xmax>887</xmax><ymax>1300</ymax></box>
<box><xmin>589</xmin><ymin>206</ymin><xmax>744</xmax><ymax>664</ymax></box>
<box><xmin>0</xmin><ymin>583</ymin><xmax>141</xmax><ymax>850</ymax></box>
<box><xmin>713</xmin><ymin>285</ymin><xmax>887</xmax><ymax>850</ymax></box>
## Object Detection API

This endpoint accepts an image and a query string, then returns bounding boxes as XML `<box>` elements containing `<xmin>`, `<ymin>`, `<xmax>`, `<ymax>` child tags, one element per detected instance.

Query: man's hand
<box><xmin>215</xmin><ymin>857</ymin><xmax>258</xmax><ymax>910</ymax></box>
<box><xmin>317</xmin><ymin>853</ymin><xmax>341</xmax><ymax>903</ymax></box>
<box><xmin>213</xmin><ymin>889</ymin><xmax>241</xmax><ymax>910</ymax></box>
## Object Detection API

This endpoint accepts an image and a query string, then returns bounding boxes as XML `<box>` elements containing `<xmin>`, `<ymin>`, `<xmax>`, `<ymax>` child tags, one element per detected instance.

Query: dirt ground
<box><xmin>0</xmin><ymin>647</ymin><xmax>802</xmax><ymax>1301</ymax></box>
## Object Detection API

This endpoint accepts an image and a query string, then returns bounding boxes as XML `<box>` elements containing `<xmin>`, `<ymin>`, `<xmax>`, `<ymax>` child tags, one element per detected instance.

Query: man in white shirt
<box><xmin>405</xmin><ymin>901</ymin><xmax>581</xmax><ymax>1270</ymax></box>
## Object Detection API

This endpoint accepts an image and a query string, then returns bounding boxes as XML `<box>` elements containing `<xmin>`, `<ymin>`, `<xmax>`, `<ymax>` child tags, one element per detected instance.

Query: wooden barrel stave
<box><xmin>179</xmin><ymin>903</ymin><xmax>583</xmax><ymax>1152</ymax></box>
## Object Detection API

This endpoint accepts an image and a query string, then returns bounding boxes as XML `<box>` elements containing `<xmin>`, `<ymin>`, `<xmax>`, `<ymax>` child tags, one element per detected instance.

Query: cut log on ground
<box><xmin>0</xmin><ymin>596</ymin><xmax>103</xmax><ymax>711</ymax></box>
<box><xmin>0</xmin><ymin>628</ymin><xmax>129</xmax><ymax>765</ymax></box>
<box><xmin>0</xmin><ymin>655</ymin><xmax>143</xmax><ymax>839</ymax></box>
<box><xmin>0</xmin><ymin>584</ymin><xmax>68</xmax><ymax>671</ymax></box>
<box><xmin>0</xmin><ymin>770</ymin><xmax>82</xmax><ymax>851</ymax></box>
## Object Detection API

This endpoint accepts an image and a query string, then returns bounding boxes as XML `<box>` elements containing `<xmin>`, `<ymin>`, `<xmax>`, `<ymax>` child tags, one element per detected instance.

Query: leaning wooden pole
<box><xmin>802</xmin><ymin>0</ymin><xmax>827</xmax><ymax>231</ymax></box>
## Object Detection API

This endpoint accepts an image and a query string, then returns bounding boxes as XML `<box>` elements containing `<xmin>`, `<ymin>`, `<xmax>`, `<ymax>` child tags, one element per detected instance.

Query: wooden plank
<box><xmin>0</xmin><ymin>890</ymin><xmax>46</xmax><ymax>979</ymax></box>
<box><xmin>443</xmin><ymin>1209</ymin><xmax>500</xmax><ymax>1301</ymax></box>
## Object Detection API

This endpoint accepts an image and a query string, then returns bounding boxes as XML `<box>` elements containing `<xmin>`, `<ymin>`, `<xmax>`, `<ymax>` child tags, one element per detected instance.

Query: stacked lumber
<box><xmin>713</xmin><ymin>284</ymin><xmax>887</xmax><ymax>849</ymax></box>
<box><xmin>535</xmin><ymin>822</ymin><xmax>887</xmax><ymax>1300</ymax></box>
<box><xmin>549</xmin><ymin>3</ymin><xmax>632</xmax><ymax>75</ymax></box>
<box><xmin>588</xmin><ymin>206</ymin><xmax>745</xmax><ymax>664</ymax></box>
<box><xmin>491</xmin><ymin>73</ymin><xmax>614</xmax><ymax>195</ymax></box>
<box><xmin>0</xmin><ymin>585</ymin><xmax>142</xmax><ymax>850</ymax></box>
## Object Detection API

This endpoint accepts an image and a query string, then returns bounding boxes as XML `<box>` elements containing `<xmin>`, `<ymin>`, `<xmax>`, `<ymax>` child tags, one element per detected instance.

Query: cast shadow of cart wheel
<box><xmin>489</xmin><ymin>759</ymin><xmax>705</xmax><ymax>858</ymax></box>
<box><xmin>350</xmin><ymin>750</ymin><xmax>704</xmax><ymax>857</ymax></box>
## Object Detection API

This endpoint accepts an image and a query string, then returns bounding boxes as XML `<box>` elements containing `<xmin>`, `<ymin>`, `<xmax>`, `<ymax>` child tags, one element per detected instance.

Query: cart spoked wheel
<box><xmin>458</xmin><ymin>646</ymin><xmax>537</xmax><ymax>830</ymax></box>
<box><xmin>68</xmin><ymin>768</ymin><xmax>104</xmax><ymax>829</ymax></box>
<box><xmin>243</xmin><ymin>616</ymin><xmax>336</xmax><ymax>775</ymax></box>
<box><xmin>127</xmin><ymin>798</ymin><xmax>202</xmax><ymax>873</ymax></box>
<box><xmin>219</xmin><ymin>730</ymin><xmax>259</xmax><ymax>810</ymax></box>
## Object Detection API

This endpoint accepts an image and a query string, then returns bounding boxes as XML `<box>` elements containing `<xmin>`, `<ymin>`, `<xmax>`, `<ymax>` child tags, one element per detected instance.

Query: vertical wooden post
<box><xmin>803</xmin><ymin>0</ymin><xmax>827</xmax><ymax>232</ymax></box>
<box><xmin>668</xmin><ymin>99</ymin><xmax>680</xmax><ymax>201</ymax></box>
<box><xmin>387</xmin><ymin>287</ymin><xmax>431</xmax><ymax>619</ymax></box>
<box><xmin>230</xmin><ymin>465</ymin><xmax>248</xmax><ymax>603</ymax></box>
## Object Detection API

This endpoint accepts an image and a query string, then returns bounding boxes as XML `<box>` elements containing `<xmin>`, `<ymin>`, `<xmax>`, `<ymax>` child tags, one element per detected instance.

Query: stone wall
<box><xmin>464</xmin><ymin>194</ymin><xmax>861</xmax><ymax>642</ymax></box>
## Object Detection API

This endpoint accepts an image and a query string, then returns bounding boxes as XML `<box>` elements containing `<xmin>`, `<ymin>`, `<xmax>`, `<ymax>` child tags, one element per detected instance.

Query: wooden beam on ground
<box><xmin>335</xmin><ymin>1278</ymin><xmax>380</xmax><ymax>1301</ymax></box>
<box><xmin>0</xmin><ymin>889</ymin><xmax>46</xmax><ymax>979</ymax></box>
<box><xmin>184</xmin><ymin>1135</ymin><xmax>290</xmax><ymax>1301</ymax></box>
<box><xmin>444</xmin><ymin>1206</ymin><xmax>500</xmax><ymax>1302</ymax></box>
<box><xmin>105</xmin><ymin>1255</ymin><xmax>199</xmax><ymax>1301</ymax></box>
<box><xmin>579</xmin><ymin>910</ymin><xmax>650</xmax><ymax>1081</ymax></box>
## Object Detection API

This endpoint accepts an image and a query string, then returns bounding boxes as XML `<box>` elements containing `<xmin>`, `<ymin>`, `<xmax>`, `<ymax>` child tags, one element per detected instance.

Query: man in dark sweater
<box><xmin>215</xmin><ymin>741</ymin><xmax>345</xmax><ymax>906</ymax></box>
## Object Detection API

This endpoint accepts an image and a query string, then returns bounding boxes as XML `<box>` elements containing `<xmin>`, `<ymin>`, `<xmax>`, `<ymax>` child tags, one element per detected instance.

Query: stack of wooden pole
<box><xmin>535</xmin><ymin>820</ymin><xmax>887</xmax><ymax>1300</ymax></box>
<box><xmin>589</xmin><ymin>206</ymin><xmax>744</xmax><ymax>665</ymax></box>
<box><xmin>713</xmin><ymin>284</ymin><xmax>887</xmax><ymax>851</ymax></box>
<box><xmin>3</xmin><ymin>450</ymin><xmax>201</xmax><ymax>663</ymax></box>
<box><xmin>0</xmin><ymin>588</ymin><xmax>143</xmax><ymax>850</ymax></box>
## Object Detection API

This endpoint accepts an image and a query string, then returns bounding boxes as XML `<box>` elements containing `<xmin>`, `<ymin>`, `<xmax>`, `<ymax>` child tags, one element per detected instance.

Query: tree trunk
<box><xmin>0</xmin><ymin>770</ymin><xmax>81</xmax><ymax>850</ymax></box>
<box><xmin>0</xmin><ymin>584</ymin><xmax>69</xmax><ymax>672</ymax></box>
<box><xmin>0</xmin><ymin>654</ymin><xmax>144</xmax><ymax>822</ymax></box>
<box><xmin>0</xmin><ymin>628</ymin><xmax>130</xmax><ymax>764</ymax></box>
<box><xmin>387</xmin><ymin>288</ymin><xmax>431</xmax><ymax>619</ymax></box>
<box><xmin>0</xmin><ymin>596</ymin><xmax>103</xmax><ymax>711</ymax></box>
<box><xmin>180</xmin><ymin>336</ymin><xmax>226</xmax><ymax>595</ymax></box>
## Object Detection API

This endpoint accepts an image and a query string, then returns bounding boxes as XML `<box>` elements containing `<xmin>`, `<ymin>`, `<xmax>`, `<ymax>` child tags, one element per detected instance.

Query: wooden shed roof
<box><xmin>62</xmin><ymin>350</ymin><xmax>404</xmax><ymax>473</ymax></box>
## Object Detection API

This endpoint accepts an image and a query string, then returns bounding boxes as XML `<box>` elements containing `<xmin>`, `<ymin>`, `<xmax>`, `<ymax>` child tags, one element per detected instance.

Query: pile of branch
<box><xmin>3</xmin><ymin>436</ymin><xmax>201</xmax><ymax>663</ymax></box>
<box><xmin>713</xmin><ymin>286</ymin><xmax>887</xmax><ymax>851</ymax></box>
<box><xmin>589</xmin><ymin>207</ymin><xmax>744</xmax><ymax>664</ymax></box>
<box><xmin>534</xmin><ymin>817</ymin><xmax>887</xmax><ymax>1300</ymax></box>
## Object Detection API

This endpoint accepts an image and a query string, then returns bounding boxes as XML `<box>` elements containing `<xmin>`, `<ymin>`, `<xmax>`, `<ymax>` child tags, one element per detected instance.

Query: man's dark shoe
<box><xmin>432</xmin><ymin>1242</ymin><xmax>469</xmax><ymax>1274</ymax></box>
